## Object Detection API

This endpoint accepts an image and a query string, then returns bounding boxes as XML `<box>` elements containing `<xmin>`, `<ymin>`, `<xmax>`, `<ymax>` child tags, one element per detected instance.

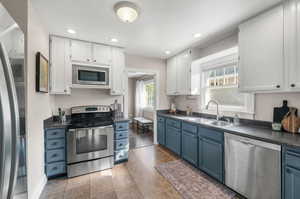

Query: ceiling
<box><xmin>32</xmin><ymin>0</ymin><xmax>281</xmax><ymax>59</ymax></box>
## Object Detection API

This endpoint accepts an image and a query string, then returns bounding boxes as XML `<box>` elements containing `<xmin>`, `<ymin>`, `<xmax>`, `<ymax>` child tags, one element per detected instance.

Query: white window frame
<box><xmin>199</xmin><ymin>48</ymin><xmax>255</xmax><ymax>116</ymax></box>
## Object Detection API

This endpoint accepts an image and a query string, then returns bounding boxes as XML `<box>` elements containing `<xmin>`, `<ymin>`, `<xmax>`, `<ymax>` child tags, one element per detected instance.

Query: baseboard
<box><xmin>30</xmin><ymin>174</ymin><xmax>47</xmax><ymax>199</ymax></box>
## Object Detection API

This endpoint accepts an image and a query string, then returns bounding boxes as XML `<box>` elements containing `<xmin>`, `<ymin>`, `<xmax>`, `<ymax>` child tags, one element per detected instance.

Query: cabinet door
<box><xmin>111</xmin><ymin>48</ymin><xmax>125</xmax><ymax>95</ymax></box>
<box><xmin>165</xmin><ymin>126</ymin><xmax>181</xmax><ymax>155</ymax></box>
<box><xmin>176</xmin><ymin>51</ymin><xmax>191</xmax><ymax>95</ymax></box>
<box><xmin>202</xmin><ymin>137</ymin><xmax>223</xmax><ymax>182</ymax></box>
<box><xmin>285</xmin><ymin>0</ymin><xmax>300</xmax><ymax>91</ymax></box>
<box><xmin>284</xmin><ymin>166</ymin><xmax>300</xmax><ymax>199</ymax></box>
<box><xmin>92</xmin><ymin>44</ymin><xmax>112</xmax><ymax>65</ymax></box>
<box><xmin>157</xmin><ymin>121</ymin><xmax>166</xmax><ymax>145</ymax></box>
<box><xmin>182</xmin><ymin>131</ymin><xmax>197</xmax><ymax>166</ymax></box>
<box><xmin>50</xmin><ymin>37</ymin><xmax>71</xmax><ymax>94</ymax></box>
<box><xmin>166</xmin><ymin>57</ymin><xmax>177</xmax><ymax>95</ymax></box>
<box><xmin>70</xmin><ymin>40</ymin><xmax>92</xmax><ymax>63</ymax></box>
<box><xmin>239</xmin><ymin>5</ymin><xmax>284</xmax><ymax>92</ymax></box>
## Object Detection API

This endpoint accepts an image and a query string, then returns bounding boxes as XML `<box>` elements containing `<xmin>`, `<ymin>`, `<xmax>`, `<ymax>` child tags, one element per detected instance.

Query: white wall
<box><xmin>125</xmin><ymin>54</ymin><xmax>169</xmax><ymax>110</ymax></box>
<box><xmin>174</xmin><ymin>33</ymin><xmax>300</xmax><ymax>122</ymax></box>
<box><xmin>26</xmin><ymin>2</ymin><xmax>53</xmax><ymax>199</ymax></box>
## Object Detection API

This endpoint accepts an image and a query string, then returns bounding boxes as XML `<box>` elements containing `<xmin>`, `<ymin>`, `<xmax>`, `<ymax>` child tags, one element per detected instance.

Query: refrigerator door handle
<box><xmin>0</xmin><ymin>43</ymin><xmax>13</xmax><ymax>199</ymax></box>
<box><xmin>0</xmin><ymin>42</ymin><xmax>20</xmax><ymax>199</ymax></box>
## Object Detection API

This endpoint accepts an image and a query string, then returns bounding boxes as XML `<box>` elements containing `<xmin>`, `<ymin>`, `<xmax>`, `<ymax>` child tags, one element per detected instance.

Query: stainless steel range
<box><xmin>67</xmin><ymin>105</ymin><xmax>114</xmax><ymax>178</ymax></box>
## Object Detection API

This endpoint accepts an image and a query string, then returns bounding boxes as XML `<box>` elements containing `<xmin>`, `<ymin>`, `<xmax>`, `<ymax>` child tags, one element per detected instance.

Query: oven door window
<box><xmin>78</xmin><ymin>70</ymin><xmax>105</xmax><ymax>82</ymax></box>
<box><xmin>76</xmin><ymin>129</ymin><xmax>107</xmax><ymax>154</ymax></box>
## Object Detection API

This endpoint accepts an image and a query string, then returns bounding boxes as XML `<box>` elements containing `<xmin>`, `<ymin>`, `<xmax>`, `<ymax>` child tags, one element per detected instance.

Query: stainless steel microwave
<box><xmin>72</xmin><ymin>64</ymin><xmax>109</xmax><ymax>86</ymax></box>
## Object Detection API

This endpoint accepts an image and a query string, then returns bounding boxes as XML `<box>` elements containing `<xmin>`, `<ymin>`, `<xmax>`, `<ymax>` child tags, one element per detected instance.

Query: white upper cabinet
<box><xmin>92</xmin><ymin>44</ymin><xmax>112</xmax><ymax>65</ymax></box>
<box><xmin>70</xmin><ymin>40</ymin><xmax>92</xmax><ymax>63</ymax></box>
<box><xmin>50</xmin><ymin>36</ymin><xmax>71</xmax><ymax>94</ymax></box>
<box><xmin>239</xmin><ymin>5</ymin><xmax>284</xmax><ymax>92</ymax></box>
<box><xmin>176</xmin><ymin>51</ymin><xmax>191</xmax><ymax>95</ymax></box>
<box><xmin>166</xmin><ymin>49</ymin><xmax>200</xmax><ymax>95</ymax></box>
<box><xmin>166</xmin><ymin>56</ymin><xmax>177</xmax><ymax>95</ymax></box>
<box><xmin>285</xmin><ymin>0</ymin><xmax>300</xmax><ymax>91</ymax></box>
<box><xmin>110</xmin><ymin>47</ymin><xmax>125</xmax><ymax>95</ymax></box>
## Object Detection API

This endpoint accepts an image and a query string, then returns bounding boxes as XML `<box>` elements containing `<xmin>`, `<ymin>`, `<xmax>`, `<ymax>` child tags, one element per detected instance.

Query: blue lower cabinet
<box><xmin>46</xmin><ymin>162</ymin><xmax>66</xmax><ymax>177</ymax></box>
<box><xmin>44</xmin><ymin>128</ymin><xmax>67</xmax><ymax>178</ymax></box>
<box><xmin>165</xmin><ymin>125</ymin><xmax>181</xmax><ymax>155</ymax></box>
<box><xmin>201</xmin><ymin>137</ymin><xmax>223</xmax><ymax>182</ymax></box>
<box><xmin>182</xmin><ymin>131</ymin><xmax>198</xmax><ymax>166</ymax></box>
<box><xmin>114</xmin><ymin>121</ymin><xmax>130</xmax><ymax>164</ymax></box>
<box><xmin>284</xmin><ymin>166</ymin><xmax>300</xmax><ymax>199</ymax></box>
<box><xmin>157</xmin><ymin>121</ymin><xmax>166</xmax><ymax>145</ymax></box>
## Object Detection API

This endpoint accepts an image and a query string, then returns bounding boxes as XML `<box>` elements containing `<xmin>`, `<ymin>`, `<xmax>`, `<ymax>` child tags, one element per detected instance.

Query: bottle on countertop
<box><xmin>186</xmin><ymin>106</ymin><xmax>192</xmax><ymax>116</ymax></box>
<box><xmin>233</xmin><ymin>114</ymin><xmax>240</xmax><ymax>126</ymax></box>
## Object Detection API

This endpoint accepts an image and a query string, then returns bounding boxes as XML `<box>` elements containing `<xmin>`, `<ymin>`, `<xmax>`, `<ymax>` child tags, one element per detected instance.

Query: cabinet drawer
<box><xmin>114</xmin><ymin>139</ymin><xmax>129</xmax><ymax>150</ymax></box>
<box><xmin>157</xmin><ymin>116</ymin><xmax>165</xmax><ymax>123</ymax></box>
<box><xmin>198</xmin><ymin>127</ymin><xmax>223</xmax><ymax>142</ymax></box>
<box><xmin>182</xmin><ymin>122</ymin><xmax>197</xmax><ymax>135</ymax></box>
<box><xmin>46</xmin><ymin>149</ymin><xmax>65</xmax><ymax>163</ymax></box>
<box><xmin>115</xmin><ymin>122</ymin><xmax>129</xmax><ymax>131</ymax></box>
<box><xmin>46</xmin><ymin>139</ymin><xmax>65</xmax><ymax>150</ymax></box>
<box><xmin>166</xmin><ymin>118</ymin><xmax>181</xmax><ymax>129</ymax></box>
<box><xmin>46</xmin><ymin>162</ymin><xmax>66</xmax><ymax>177</ymax></box>
<box><xmin>286</xmin><ymin>151</ymin><xmax>300</xmax><ymax>170</ymax></box>
<box><xmin>114</xmin><ymin>149</ymin><xmax>129</xmax><ymax>162</ymax></box>
<box><xmin>45</xmin><ymin>128</ymin><xmax>65</xmax><ymax>140</ymax></box>
<box><xmin>115</xmin><ymin>131</ymin><xmax>128</xmax><ymax>140</ymax></box>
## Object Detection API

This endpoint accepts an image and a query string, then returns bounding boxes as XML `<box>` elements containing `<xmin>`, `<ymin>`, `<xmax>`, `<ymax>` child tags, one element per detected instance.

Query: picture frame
<box><xmin>36</xmin><ymin>52</ymin><xmax>49</xmax><ymax>93</ymax></box>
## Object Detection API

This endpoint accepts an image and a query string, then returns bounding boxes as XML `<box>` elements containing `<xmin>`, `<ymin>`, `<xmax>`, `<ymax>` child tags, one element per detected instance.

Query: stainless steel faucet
<box><xmin>205</xmin><ymin>100</ymin><xmax>221</xmax><ymax>121</ymax></box>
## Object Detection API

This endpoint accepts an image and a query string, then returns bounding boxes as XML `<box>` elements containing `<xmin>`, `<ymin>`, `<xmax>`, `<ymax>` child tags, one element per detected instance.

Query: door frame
<box><xmin>124</xmin><ymin>68</ymin><xmax>160</xmax><ymax>144</ymax></box>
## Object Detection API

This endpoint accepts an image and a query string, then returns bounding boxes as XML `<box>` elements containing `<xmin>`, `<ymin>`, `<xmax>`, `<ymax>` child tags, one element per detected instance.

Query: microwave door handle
<box><xmin>0</xmin><ymin>43</ymin><xmax>21</xmax><ymax>198</ymax></box>
<box><xmin>0</xmin><ymin>42</ymin><xmax>13</xmax><ymax>199</ymax></box>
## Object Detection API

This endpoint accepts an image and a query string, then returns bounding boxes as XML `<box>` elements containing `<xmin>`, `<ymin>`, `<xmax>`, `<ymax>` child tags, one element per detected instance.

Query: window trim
<box><xmin>200</xmin><ymin>51</ymin><xmax>255</xmax><ymax>115</ymax></box>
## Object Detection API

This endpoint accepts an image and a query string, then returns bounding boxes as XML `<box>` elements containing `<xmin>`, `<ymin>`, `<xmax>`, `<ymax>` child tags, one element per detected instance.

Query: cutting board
<box><xmin>273</xmin><ymin>100</ymin><xmax>295</xmax><ymax>123</ymax></box>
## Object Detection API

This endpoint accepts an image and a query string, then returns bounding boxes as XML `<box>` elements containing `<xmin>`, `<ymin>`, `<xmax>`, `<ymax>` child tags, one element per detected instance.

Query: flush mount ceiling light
<box><xmin>114</xmin><ymin>1</ymin><xmax>140</xmax><ymax>23</ymax></box>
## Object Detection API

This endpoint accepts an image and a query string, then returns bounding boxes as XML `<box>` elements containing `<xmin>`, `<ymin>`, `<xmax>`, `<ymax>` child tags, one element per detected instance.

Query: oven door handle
<box><xmin>68</xmin><ymin>125</ymin><xmax>114</xmax><ymax>133</ymax></box>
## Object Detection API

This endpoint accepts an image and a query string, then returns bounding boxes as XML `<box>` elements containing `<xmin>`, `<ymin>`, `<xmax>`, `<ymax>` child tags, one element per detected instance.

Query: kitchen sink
<box><xmin>209</xmin><ymin>120</ymin><xmax>232</xmax><ymax>127</ymax></box>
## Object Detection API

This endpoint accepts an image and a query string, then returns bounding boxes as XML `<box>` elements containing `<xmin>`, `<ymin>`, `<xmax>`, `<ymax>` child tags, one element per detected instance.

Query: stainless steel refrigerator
<box><xmin>0</xmin><ymin>3</ymin><xmax>27</xmax><ymax>199</ymax></box>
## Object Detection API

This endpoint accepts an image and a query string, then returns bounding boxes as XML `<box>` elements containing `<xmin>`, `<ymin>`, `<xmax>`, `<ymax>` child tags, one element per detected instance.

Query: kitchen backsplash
<box><xmin>52</xmin><ymin>89</ymin><xmax>123</xmax><ymax>115</ymax></box>
<box><xmin>173</xmin><ymin>93</ymin><xmax>300</xmax><ymax>122</ymax></box>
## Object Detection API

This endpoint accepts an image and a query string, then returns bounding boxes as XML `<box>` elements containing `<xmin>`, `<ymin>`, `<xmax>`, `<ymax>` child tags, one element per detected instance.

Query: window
<box><xmin>199</xmin><ymin>47</ymin><xmax>254</xmax><ymax>114</ymax></box>
<box><xmin>144</xmin><ymin>80</ymin><xmax>155</xmax><ymax>108</ymax></box>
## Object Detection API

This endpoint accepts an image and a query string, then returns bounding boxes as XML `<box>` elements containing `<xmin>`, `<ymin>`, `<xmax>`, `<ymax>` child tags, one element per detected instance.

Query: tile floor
<box><xmin>40</xmin><ymin>145</ymin><xmax>181</xmax><ymax>199</ymax></box>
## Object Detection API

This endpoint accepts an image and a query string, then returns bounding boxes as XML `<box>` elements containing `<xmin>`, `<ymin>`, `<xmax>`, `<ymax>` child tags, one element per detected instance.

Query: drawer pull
<box><xmin>276</xmin><ymin>85</ymin><xmax>280</xmax><ymax>88</ymax></box>
<box><xmin>51</xmin><ymin>142</ymin><xmax>57</xmax><ymax>146</ymax></box>
<box><xmin>52</xmin><ymin>132</ymin><xmax>58</xmax><ymax>135</ymax></box>
<box><xmin>51</xmin><ymin>154</ymin><xmax>58</xmax><ymax>158</ymax></box>
<box><xmin>52</xmin><ymin>167</ymin><xmax>58</xmax><ymax>171</ymax></box>
<box><xmin>286</xmin><ymin>168</ymin><xmax>291</xmax><ymax>174</ymax></box>
<box><xmin>291</xmin><ymin>84</ymin><xmax>296</xmax><ymax>88</ymax></box>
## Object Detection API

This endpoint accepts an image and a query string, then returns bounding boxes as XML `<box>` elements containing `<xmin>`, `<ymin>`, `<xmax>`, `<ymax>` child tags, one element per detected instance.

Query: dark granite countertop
<box><xmin>157</xmin><ymin>112</ymin><xmax>300</xmax><ymax>148</ymax></box>
<box><xmin>113</xmin><ymin>117</ymin><xmax>130</xmax><ymax>123</ymax></box>
<box><xmin>44</xmin><ymin>116</ymin><xmax>130</xmax><ymax>129</ymax></box>
<box><xmin>44</xmin><ymin>117</ymin><xmax>71</xmax><ymax>130</ymax></box>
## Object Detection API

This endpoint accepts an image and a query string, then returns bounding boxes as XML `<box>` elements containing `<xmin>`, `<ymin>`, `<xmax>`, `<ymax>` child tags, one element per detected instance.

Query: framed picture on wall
<box><xmin>36</xmin><ymin>52</ymin><xmax>49</xmax><ymax>93</ymax></box>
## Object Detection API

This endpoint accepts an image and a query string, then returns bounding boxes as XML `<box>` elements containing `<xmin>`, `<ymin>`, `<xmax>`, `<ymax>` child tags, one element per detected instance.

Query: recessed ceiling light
<box><xmin>114</xmin><ymin>1</ymin><xmax>140</xmax><ymax>23</ymax></box>
<box><xmin>111</xmin><ymin>38</ymin><xmax>119</xmax><ymax>43</ymax></box>
<box><xmin>67</xmin><ymin>29</ymin><xmax>76</xmax><ymax>34</ymax></box>
<box><xmin>165</xmin><ymin>50</ymin><xmax>171</xmax><ymax>55</ymax></box>
<box><xmin>193</xmin><ymin>33</ymin><xmax>202</xmax><ymax>38</ymax></box>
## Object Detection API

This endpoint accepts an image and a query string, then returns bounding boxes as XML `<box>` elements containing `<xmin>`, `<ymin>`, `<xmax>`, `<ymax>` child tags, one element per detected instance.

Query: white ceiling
<box><xmin>32</xmin><ymin>0</ymin><xmax>281</xmax><ymax>59</ymax></box>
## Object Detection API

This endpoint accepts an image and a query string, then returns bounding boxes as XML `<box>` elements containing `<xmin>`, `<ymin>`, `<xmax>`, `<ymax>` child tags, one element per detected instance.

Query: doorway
<box><xmin>125</xmin><ymin>70</ymin><xmax>158</xmax><ymax>149</ymax></box>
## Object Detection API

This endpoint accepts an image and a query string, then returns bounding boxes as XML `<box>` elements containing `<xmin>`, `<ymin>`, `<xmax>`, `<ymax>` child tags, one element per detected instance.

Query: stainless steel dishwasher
<box><xmin>224</xmin><ymin>133</ymin><xmax>281</xmax><ymax>199</ymax></box>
